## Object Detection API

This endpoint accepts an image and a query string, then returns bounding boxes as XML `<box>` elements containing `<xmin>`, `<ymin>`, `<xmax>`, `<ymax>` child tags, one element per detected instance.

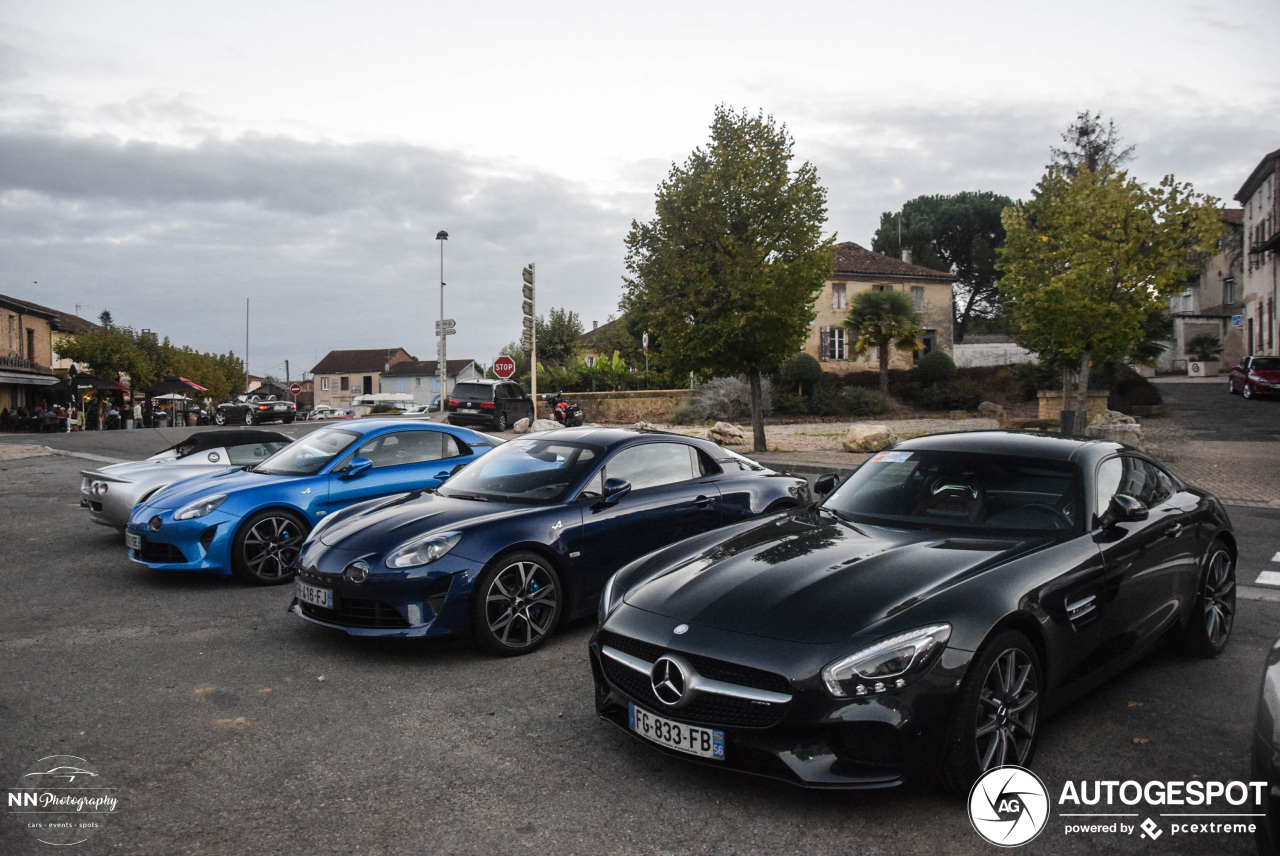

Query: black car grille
<box><xmin>300</xmin><ymin>599</ymin><xmax>411</xmax><ymax>629</ymax></box>
<box><xmin>599</xmin><ymin>631</ymin><xmax>791</xmax><ymax>694</ymax></box>
<box><xmin>138</xmin><ymin>538</ymin><xmax>187</xmax><ymax>564</ymax></box>
<box><xmin>598</xmin><ymin>631</ymin><xmax>790</xmax><ymax>729</ymax></box>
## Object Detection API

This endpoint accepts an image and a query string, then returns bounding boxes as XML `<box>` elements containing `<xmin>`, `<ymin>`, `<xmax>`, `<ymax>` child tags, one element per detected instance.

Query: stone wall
<box><xmin>953</xmin><ymin>341</ymin><xmax>1036</xmax><ymax>367</ymax></box>
<box><xmin>559</xmin><ymin>389</ymin><xmax>694</xmax><ymax>423</ymax></box>
<box><xmin>1037</xmin><ymin>390</ymin><xmax>1110</xmax><ymax>422</ymax></box>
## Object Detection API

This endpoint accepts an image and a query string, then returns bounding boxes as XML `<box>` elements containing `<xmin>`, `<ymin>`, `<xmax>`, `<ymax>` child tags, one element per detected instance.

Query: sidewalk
<box><xmin>0</xmin><ymin>444</ymin><xmax>54</xmax><ymax>462</ymax></box>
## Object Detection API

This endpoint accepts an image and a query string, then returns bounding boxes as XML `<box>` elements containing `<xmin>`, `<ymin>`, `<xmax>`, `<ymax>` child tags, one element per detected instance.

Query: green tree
<box><xmin>871</xmin><ymin>191</ymin><xmax>1014</xmax><ymax>342</ymax></box>
<box><xmin>844</xmin><ymin>290</ymin><xmax>923</xmax><ymax>395</ymax></box>
<box><xmin>1050</xmin><ymin>110</ymin><xmax>1135</xmax><ymax>178</ymax></box>
<box><xmin>97</xmin><ymin>310</ymin><xmax>114</xmax><ymax>328</ymax></box>
<box><xmin>622</xmin><ymin>105</ymin><xmax>835</xmax><ymax>451</ymax></box>
<box><xmin>998</xmin><ymin>168</ymin><xmax>1224</xmax><ymax>426</ymax></box>
<box><xmin>535</xmin><ymin>307</ymin><xmax>584</xmax><ymax>367</ymax></box>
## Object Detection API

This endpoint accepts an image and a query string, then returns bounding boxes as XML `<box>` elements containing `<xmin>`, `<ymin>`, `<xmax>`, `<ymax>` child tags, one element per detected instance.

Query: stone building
<box><xmin>1235</xmin><ymin>148</ymin><xmax>1280</xmax><ymax>357</ymax></box>
<box><xmin>0</xmin><ymin>295</ymin><xmax>59</xmax><ymax>410</ymax></box>
<box><xmin>803</xmin><ymin>242</ymin><xmax>954</xmax><ymax>370</ymax></box>
<box><xmin>1159</xmin><ymin>208</ymin><xmax>1246</xmax><ymax>372</ymax></box>
<box><xmin>310</xmin><ymin>348</ymin><xmax>414</xmax><ymax>409</ymax></box>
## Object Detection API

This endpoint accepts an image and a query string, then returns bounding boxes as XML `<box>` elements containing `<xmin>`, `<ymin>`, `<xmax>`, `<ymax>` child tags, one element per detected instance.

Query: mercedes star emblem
<box><xmin>650</xmin><ymin>656</ymin><xmax>687</xmax><ymax>707</ymax></box>
<box><xmin>673</xmin><ymin>624</ymin><xmax>689</xmax><ymax>635</ymax></box>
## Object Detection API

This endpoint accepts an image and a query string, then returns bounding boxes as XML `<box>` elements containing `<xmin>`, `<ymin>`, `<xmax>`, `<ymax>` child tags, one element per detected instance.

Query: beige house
<box><xmin>804</xmin><ymin>242</ymin><xmax>955</xmax><ymax>370</ymax></box>
<box><xmin>0</xmin><ymin>295</ymin><xmax>59</xmax><ymax>410</ymax></box>
<box><xmin>1235</xmin><ymin>149</ymin><xmax>1280</xmax><ymax>357</ymax></box>
<box><xmin>310</xmin><ymin>348</ymin><xmax>414</xmax><ymax>409</ymax></box>
<box><xmin>1160</xmin><ymin>208</ymin><xmax>1245</xmax><ymax>372</ymax></box>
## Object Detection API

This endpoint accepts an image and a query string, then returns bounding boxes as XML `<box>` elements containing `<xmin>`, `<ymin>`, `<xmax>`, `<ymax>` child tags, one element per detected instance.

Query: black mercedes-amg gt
<box><xmin>591</xmin><ymin>431</ymin><xmax>1236</xmax><ymax>791</ymax></box>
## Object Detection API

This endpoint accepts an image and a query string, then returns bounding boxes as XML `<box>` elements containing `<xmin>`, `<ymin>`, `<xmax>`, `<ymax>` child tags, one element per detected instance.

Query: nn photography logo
<box><xmin>6</xmin><ymin>755</ymin><xmax>120</xmax><ymax>847</ymax></box>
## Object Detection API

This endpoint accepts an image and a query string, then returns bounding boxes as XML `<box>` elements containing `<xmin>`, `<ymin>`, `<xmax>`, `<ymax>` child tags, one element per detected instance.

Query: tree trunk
<box><xmin>878</xmin><ymin>343</ymin><xmax>890</xmax><ymax>395</ymax></box>
<box><xmin>1074</xmin><ymin>346</ymin><xmax>1092</xmax><ymax>434</ymax></box>
<box><xmin>748</xmin><ymin>368</ymin><xmax>766</xmax><ymax>453</ymax></box>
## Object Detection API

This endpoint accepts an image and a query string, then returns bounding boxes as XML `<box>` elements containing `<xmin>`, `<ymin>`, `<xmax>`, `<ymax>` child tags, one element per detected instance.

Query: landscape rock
<box><xmin>1085</xmin><ymin>421</ymin><xmax>1143</xmax><ymax>448</ymax></box>
<box><xmin>707</xmin><ymin>421</ymin><xmax>746</xmax><ymax>445</ymax></box>
<box><xmin>978</xmin><ymin>401</ymin><xmax>1006</xmax><ymax>422</ymax></box>
<box><xmin>633</xmin><ymin>421</ymin><xmax>657</xmax><ymax>431</ymax></box>
<box><xmin>1090</xmin><ymin>409</ymin><xmax>1138</xmax><ymax>426</ymax></box>
<box><xmin>530</xmin><ymin>419</ymin><xmax>562</xmax><ymax>432</ymax></box>
<box><xmin>512</xmin><ymin>417</ymin><xmax>532</xmax><ymax>434</ymax></box>
<box><xmin>842</xmin><ymin>424</ymin><xmax>901</xmax><ymax>453</ymax></box>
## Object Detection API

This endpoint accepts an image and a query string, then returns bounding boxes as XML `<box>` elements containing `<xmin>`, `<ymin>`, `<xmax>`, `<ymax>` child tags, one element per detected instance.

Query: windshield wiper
<box><xmin>444</xmin><ymin>492</ymin><xmax>490</xmax><ymax>502</ymax></box>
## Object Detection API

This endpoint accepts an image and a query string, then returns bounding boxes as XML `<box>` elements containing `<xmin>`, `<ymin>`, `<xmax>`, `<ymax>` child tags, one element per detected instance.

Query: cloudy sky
<box><xmin>2</xmin><ymin>0</ymin><xmax>1276</xmax><ymax>380</ymax></box>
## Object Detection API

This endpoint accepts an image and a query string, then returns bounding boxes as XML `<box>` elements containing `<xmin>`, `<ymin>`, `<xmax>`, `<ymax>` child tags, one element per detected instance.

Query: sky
<box><xmin>2</xmin><ymin>0</ymin><xmax>1277</xmax><ymax>382</ymax></box>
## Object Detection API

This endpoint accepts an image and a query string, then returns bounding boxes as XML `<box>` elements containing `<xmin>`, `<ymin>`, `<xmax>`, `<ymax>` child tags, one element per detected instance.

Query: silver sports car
<box><xmin>79</xmin><ymin>429</ymin><xmax>292</xmax><ymax>530</ymax></box>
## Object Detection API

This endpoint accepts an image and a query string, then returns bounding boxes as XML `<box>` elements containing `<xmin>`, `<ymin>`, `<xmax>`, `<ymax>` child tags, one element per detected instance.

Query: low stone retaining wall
<box><xmin>1037</xmin><ymin>390</ymin><xmax>1110</xmax><ymax>422</ymax></box>
<box><xmin>557</xmin><ymin>389</ymin><xmax>694</xmax><ymax>423</ymax></box>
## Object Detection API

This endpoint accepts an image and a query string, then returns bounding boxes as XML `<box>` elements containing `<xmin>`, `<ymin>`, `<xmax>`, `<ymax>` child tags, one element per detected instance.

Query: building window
<box><xmin>913</xmin><ymin>330</ymin><xmax>937</xmax><ymax>364</ymax></box>
<box><xmin>340</xmin><ymin>376</ymin><xmax>349</xmax><ymax>391</ymax></box>
<box><xmin>25</xmin><ymin>328</ymin><xmax>35</xmax><ymax>360</ymax></box>
<box><xmin>872</xmin><ymin>284</ymin><xmax>891</xmax><ymax>293</ymax></box>
<box><xmin>321</xmin><ymin>377</ymin><xmax>330</xmax><ymax>391</ymax></box>
<box><xmin>415</xmin><ymin>377</ymin><xmax>421</xmax><ymax>387</ymax></box>
<box><xmin>911</xmin><ymin>286</ymin><xmax>925</xmax><ymax>311</ymax></box>
<box><xmin>819</xmin><ymin>327</ymin><xmax>847</xmax><ymax>361</ymax></box>
<box><xmin>832</xmin><ymin>282</ymin><xmax>847</xmax><ymax>309</ymax></box>
<box><xmin>1224</xmin><ymin>278</ymin><xmax>1236</xmax><ymax>304</ymax></box>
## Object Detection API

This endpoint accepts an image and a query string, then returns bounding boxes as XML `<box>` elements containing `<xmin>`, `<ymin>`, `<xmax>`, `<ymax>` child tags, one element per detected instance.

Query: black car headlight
<box><xmin>386</xmin><ymin>531</ymin><xmax>462</xmax><ymax>569</ymax></box>
<box><xmin>822</xmin><ymin>624</ymin><xmax>951</xmax><ymax>698</ymax></box>
<box><xmin>173</xmin><ymin>494</ymin><xmax>228</xmax><ymax>521</ymax></box>
<box><xmin>599</xmin><ymin>571</ymin><xmax>623</xmax><ymax>626</ymax></box>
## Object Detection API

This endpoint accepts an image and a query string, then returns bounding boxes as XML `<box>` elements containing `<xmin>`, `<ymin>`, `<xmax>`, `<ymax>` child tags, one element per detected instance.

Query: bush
<box><xmin>779</xmin><ymin>353</ymin><xmax>824</xmax><ymax>395</ymax></box>
<box><xmin>914</xmin><ymin>351</ymin><xmax>958</xmax><ymax>385</ymax></box>
<box><xmin>370</xmin><ymin>404</ymin><xmax>399</xmax><ymax>414</ymax></box>
<box><xmin>1185</xmin><ymin>333</ymin><xmax>1224</xmax><ymax>362</ymax></box>
<box><xmin>676</xmin><ymin>376</ymin><xmax>773</xmax><ymax>423</ymax></box>
<box><xmin>809</xmin><ymin>377</ymin><xmax>840</xmax><ymax>416</ymax></box>
<box><xmin>773</xmin><ymin>390</ymin><xmax>808</xmax><ymax>415</ymax></box>
<box><xmin>1108</xmin><ymin>365</ymin><xmax>1163</xmax><ymax>412</ymax></box>
<box><xmin>840</xmin><ymin>386</ymin><xmax>889</xmax><ymax>416</ymax></box>
<box><xmin>1004</xmin><ymin>362</ymin><xmax>1057</xmax><ymax>401</ymax></box>
<box><xmin>900</xmin><ymin>380</ymin><xmax>983</xmax><ymax>411</ymax></box>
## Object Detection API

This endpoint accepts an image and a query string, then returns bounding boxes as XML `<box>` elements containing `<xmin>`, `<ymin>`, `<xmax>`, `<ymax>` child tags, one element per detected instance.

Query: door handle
<box><xmin>1164</xmin><ymin>523</ymin><xmax>1183</xmax><ymax>538</ymax></box>
<box><xmin>693</xmin><ymin>495</ymin><xmax>714</xmax><ymax>508</ymax></box>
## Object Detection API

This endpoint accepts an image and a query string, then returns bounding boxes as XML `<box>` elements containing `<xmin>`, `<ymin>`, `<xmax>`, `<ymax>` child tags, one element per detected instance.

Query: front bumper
<box><xmin>590</xmin><ymin>606</ymin><xmax>970</xmax><ymax>789</ymax></box>
<box><xmin>125</xmin><ymin>508</ymin><xmax>238</xmax><ymax>574</ymax></box>
<box><xmin>287</xmin><ymin>546</ymin><xmax>482</xmax><ymax>638</ymax></box>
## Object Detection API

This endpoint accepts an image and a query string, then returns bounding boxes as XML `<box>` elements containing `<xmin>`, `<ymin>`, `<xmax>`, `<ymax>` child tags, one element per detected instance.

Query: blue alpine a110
<box><xmin>125</xmin><ymin>420</ymin><xmax>500</xmax><ymax>584</ymax></box>
<box><xmin>288</xmin><ymin>427</ymin><xmax>809</xmax><ymax>655</ymax></box>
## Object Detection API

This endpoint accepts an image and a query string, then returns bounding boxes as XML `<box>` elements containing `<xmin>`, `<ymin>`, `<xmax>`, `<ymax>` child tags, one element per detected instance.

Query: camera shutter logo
<box><xmin>968</xmin><ymin>765</ymin><xmax>1050</xmax><ymax>847</ymax></box>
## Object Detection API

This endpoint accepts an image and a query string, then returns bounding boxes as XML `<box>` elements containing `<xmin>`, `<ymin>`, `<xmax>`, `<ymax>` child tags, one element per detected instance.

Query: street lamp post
<box><xmin>436</xmin><ymin>230</ymin><xmax>449</xmax><ymax>407</ymax></box>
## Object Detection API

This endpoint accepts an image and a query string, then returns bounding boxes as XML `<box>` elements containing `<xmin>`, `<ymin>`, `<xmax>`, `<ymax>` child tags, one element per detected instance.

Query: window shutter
<box><xmin>819</xmin><ymin>327</ymin><xmax>831</xmax><ymax>361</ymax></box>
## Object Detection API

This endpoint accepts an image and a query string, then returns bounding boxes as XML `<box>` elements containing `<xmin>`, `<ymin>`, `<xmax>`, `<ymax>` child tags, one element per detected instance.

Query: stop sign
<box><xmin>289</xmin><ymin>383</ymin><xmax>302</xmax><ymax>396</ymax></box>
<box><xmin>493</xmin><ymin>356</ymin><xmax>516</xmax><ymax>379</ymax></box>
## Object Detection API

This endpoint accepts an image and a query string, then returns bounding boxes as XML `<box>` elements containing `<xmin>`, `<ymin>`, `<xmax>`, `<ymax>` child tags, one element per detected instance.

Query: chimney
<box><xmin>901</xmin><ymin>247</ymin><xmax>913</xmax><ymax>265</ymax></box>
<box><xmin>593</xmin><ymin>320</ymin><xmax>598</xmax><ymax>331</ymax></box>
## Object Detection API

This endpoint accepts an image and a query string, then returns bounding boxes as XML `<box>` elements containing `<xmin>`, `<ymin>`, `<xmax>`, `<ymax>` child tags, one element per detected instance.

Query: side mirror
<box><xmin>597</xmin><ymin>477</ymin><xmax>632</xmax><ymax>507</ymax></box>
<box><xmin>1097</xmin><ymin>493</ymin><xmax>1148</xmax><ymax>529</ymax></box>
<box><xmin>814</xmin><ymin>473</ymin><xmax>839</xmax><ymax>497</ymax></box>
<box><xmin>340</xmin><ymin>457</ymin><xmax>374</xmax><ymax>480</ymax></box>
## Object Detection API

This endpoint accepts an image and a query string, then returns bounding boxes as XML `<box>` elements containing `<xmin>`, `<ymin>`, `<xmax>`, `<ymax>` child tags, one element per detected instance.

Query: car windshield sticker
<box><xmin>870</xmin><ymin>451</ymin><xmax>912</xmax><ymax>464</ymax></box>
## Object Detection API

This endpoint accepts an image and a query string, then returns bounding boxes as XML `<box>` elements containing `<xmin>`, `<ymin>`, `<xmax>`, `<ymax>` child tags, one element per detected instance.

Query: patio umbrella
<box><xmin>50</xmin><ymin>374</ymin><xmax>120</xmax><ymax>392</ymax></box>
<box><xmin>145</xmin><ymin>377</ymin><xmax>208</xmax><ymax>395</ymax></box>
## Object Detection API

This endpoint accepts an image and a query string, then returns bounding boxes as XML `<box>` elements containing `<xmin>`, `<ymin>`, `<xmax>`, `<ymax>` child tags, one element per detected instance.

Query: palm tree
<box><xmin>845</xmin><ymin>290</ymin><xmax>923</xmax><ymax>395</ymax></box>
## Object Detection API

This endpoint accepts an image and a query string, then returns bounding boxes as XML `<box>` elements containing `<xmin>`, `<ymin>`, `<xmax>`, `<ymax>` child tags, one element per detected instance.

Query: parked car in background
<box><xmin>1253</xmin><ymin>633</ymin><xmax>1280</xmax><ymax>855</ymax></box>
<box><xmin>289</xmin><ymin>427</ymin><xmax>807</xmax><ymax>654</ymax></box>
<box><xmin>307</xmin><ymin>406</ymin><xmax>353</xmax><ymax>421</ymax></box>
<box><xmin>428</xmin><ymin>395</ymin><xmax>442</xmax><ymax>413</ymax></box>
<box><xmin>80</xmin><ymin>430</ymin><xmax>292</xmax><ymax>530</ymax></box>
<box><xmin>214</xmin><ymin>394</ymin><xmax>297</xmax><ymax>425</ymax></box>
<box><xmin>446</xmin><ymin>380</ymin><xmax>534</xmax><ymax>432</ymax></box>
<box><xmin>592</xmin><ymin>431</ymin><xmax>1236</xmax><ymax>791</ymax></box>
<box><xmin>1228</xmin><ymin>355</ymin><xmax>1280</xmax><ymax>399</ymax></box>
<box><xmin>125</xmin><ymin>420</ymin><xmax>500</xmax><ymax>584</ymax></box>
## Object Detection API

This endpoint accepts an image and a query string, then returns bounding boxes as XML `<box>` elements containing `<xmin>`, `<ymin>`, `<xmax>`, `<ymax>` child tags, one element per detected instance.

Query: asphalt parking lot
<box><xmin>3</xmin><ymin>410</ymin><xmax>1280</xmax><ymax>855</ymax></box>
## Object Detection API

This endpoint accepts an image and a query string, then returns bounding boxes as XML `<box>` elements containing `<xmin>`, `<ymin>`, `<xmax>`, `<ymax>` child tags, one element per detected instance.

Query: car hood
<box><xmin>1250</xmin><ymin>369</ymin><xmax>1280</xmax><ymax>381</ymax></box>
<box><xmin>318</xmin><ymin>491</ymin><xmax>533</xmax><ymax>554</ymax></box>
<box><xmin>621</xmin><ymin>510</ymin><xmax>1043</xmax><ymax>645</ymax></box>
<box><xmin>140</xmin><ymin>466</ymin><xmax>296</xmax><ymax>511</ymax></box>
<box><xmin>88</xmin><ymin>458</ymin><xmax>234</xmax><ymax>483</ymax></box>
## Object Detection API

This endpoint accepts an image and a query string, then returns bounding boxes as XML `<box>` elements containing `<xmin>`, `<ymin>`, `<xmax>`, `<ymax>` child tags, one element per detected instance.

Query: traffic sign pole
<box><xmin>523</xmin><ymin>263</ymin><xmax>536</xmax><ymax>419</ymax></box>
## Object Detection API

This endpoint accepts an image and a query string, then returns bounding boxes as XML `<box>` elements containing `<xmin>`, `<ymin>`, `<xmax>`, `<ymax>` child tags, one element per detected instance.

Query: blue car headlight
<box><xmin>173</xmin><ymin>494</ymin><xmax>229</xmax><ymax>521</ymax></box>
<box><xmin>386</xmin><ymin>531</ymin><xmax>462</xmax><ymax>569</ymax></box>
<box><xmin>821</xmin><ymin>624</ymin><xmax>951</xmax><ymax>698</ymax></box>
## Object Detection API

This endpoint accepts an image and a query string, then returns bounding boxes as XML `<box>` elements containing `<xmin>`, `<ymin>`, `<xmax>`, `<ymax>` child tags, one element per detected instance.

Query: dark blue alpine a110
<box><xmin>289</xmin><ymin>427</ymin><xmax>808</xmax><ymax>655</ymax></box>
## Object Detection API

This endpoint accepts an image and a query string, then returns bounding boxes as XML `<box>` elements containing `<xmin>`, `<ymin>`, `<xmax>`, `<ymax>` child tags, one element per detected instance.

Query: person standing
<box><xmin>132</xmin><ymin>400</ymin><xmax>143</xmax><ymax>429</ymax></box>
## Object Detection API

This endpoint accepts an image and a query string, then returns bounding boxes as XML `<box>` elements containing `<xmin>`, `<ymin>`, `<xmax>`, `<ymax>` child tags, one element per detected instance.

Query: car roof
<box><xmin>332</xmin><ymin>418</ymin><xmax>497</xmax><ymax>442</ymax></box>
<box><xmin>526</xmin><ymin>426</ymin><xmax>721</xmax><ymax>453</ymax></box>
<box><xmin>893</xmin><ymin>430</ymin><xmax>1125</xmax><ymax>463</ymax></box>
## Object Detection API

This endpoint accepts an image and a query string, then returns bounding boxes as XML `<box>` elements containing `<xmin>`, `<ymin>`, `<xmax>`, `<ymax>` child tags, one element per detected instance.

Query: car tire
<box><xmin>213</xmin><ymin>411</ymin><xmax>226</xmax><ymax>426</ymax></box>
<box><xmin>1180</xmin><ymin>540</ymin><xmax>1236</xmax><ymax>658</ymax></box>
<box><xmin>283</xmin><ymin>416</ymin><xmax>295</xmax><ymax>424</ymax></box>
<box><xmin>230</xmin><ymin>509</ymin><xmax>309</xmax><ymax>585</ymax></box>
<box><xmin>471</xmin><ymin>550</ymin><xmax>562</xmax><ymax>656</ymax></box>
<box><xmin>1228</xmin><ymin>378</ymin><xmax>1238</xmax><ymax>395</ymax></box>
<box><xmin>942</xmin><ymin>630</ymin><xmax>1042</xmax><ymax>793</ymax></box>
<box><xmin>243</xmin><ymin>411</ymin><xmax>255</xmax><ymax>425</ymax></box>
<box><xmin>495</xmin><ymin>410</ymin><xmax>508</xmax><ymax>432</ymax></box>
<box><xmin>1244</xmin><ymin>383</ymin><xmax>1254</xmax><ymax>400</ymax></box>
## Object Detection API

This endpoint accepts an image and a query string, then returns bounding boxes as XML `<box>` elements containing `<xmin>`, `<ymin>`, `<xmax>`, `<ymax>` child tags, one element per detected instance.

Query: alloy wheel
<box><xmin>1203</xmin><ymin>547</ymin><xmax>1236</xmax><ymax>648</ymax></box>
<box><xmin>1243</xmin><ymin>383</ymin><xmax>1253</xmax><ymax>399</ymax></box>
<box><xmin>213</xmin><ymin>411</ymin><xmax>226</xmax><ymax>425</ymax></box>
<box><xmin>240</xmin><ymin>515</ymin><xmax>303</xmax><ymax>581</ymax></box>
<box><xmin>484</xmin><ymin>559</ymin><xmax>558</xmax><ymax>649</ymax></box>
<box><xmin>974</xmin><ymin>648</ymin><xmax>1039</xmax><ymax>772</ymax></box>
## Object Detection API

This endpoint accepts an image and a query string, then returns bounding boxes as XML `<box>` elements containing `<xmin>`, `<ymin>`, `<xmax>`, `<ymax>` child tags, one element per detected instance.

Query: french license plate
<box><xmin>629</xmin><ymin>703</ymin><xmax>724</xmax><ymax>760</ymax></box>
<box><xmin>296</xmin><ymin>580</ymin><xmax>334</xmax><ymax>609</ymax></box>
<box><xmin>125</xmin><ymin>532</ymin><xmax>142</xmax><ymax>550</ymax></box>
<box><xmin>274</xmin><ymin>405</ymin><xmax>286</xmax><ymax>411</ymax></box>
<box><xmin>461</xmin><ymin>407</ymin><xmax>478</xmax><ymax>414</ymax></box>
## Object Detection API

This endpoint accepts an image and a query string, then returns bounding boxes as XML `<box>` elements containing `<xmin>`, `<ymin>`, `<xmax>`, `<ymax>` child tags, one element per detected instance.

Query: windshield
<box><xmin>253</xmin><ymin>428</ymin><xmax>359</xmax><ymax>476</ymax></box>
<box><xmin>825</xmin><ymin>450</ymin><xmax>1082</xmax><ymax>533</ymax></box>
<box><xmin>437</xmin><ymin>439</ymin><xmax>601</xmax><ymax>504</ymax></box>
<box><xmin>1252</xmin><ymin>357</ymin><xmax>1280</xmax><ymax>371</ymax></box>
<box><xmin>452</xmin><ymin>383</ymin><xmax>495</xmax><ymax>401</ymax></box>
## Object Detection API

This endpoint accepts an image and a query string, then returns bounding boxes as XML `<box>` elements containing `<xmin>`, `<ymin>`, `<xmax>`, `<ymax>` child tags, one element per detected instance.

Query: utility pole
<box><xmin>244</xmin><ymin>298</ymin><xmax>250</xmax><ymax>394</ymax></box>
<box><xmin>436</xmin><ymin>231</ymin><xmax>450</xmax><ymax>404</ymax></box>
<box><xmin>522</xmin><ymin>263</ymin><xmax>536</xmax><ymax>419</ymax></box>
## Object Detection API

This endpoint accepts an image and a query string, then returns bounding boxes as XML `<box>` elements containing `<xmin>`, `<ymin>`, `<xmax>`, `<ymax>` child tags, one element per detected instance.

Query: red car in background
<box><xmin>1228</xmin><ymin>355</ymin><xmax>1280</xmax><ymax>399</ymax></box>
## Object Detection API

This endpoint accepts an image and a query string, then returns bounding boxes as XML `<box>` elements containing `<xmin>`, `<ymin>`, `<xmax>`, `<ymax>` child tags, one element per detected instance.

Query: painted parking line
<box><xmin>1255</xmin><ymin>571</ymin><xmax>1280</xmax><ymax>587</ymax></box>
<box><xmin>1273</xmin><ymin>552</ymin><xmax>1280</xmax><ymax>563</ymax></box>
